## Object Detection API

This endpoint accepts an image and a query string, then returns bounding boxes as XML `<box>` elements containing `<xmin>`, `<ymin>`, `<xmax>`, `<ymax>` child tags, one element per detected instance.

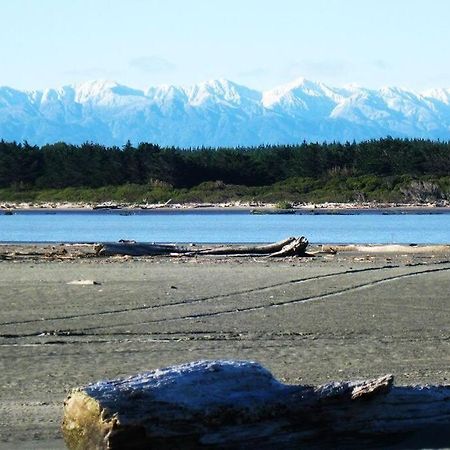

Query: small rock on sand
<box><xmin>67</xmin><ymin>280</ymin><xmax>101</xmax><ymax>285</ymax></box>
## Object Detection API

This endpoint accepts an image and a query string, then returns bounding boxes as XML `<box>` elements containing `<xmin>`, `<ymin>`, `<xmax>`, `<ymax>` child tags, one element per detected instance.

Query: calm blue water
<box><xmin>0</xmin><ymin>210</ymin><xmax>449</xmax><ymax>244</ymax></box>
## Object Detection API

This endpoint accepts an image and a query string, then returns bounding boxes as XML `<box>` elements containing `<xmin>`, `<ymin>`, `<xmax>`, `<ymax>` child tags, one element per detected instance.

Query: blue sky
<box><xmin>1</xmin><ymin>0</ymin><xmax>449</xmax><ymax>91</ymax></box>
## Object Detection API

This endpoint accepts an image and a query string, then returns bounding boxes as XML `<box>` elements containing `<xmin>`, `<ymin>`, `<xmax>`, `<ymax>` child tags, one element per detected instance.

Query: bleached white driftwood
<box><xmin>62</xmin><ymin>360</ymin><xmax>450</xmax><ymax>450</ymax></box>
<box><xmin>95</xmin><ymin>237</ymin><xmax>309</xmax><ymax>257</ymax></box>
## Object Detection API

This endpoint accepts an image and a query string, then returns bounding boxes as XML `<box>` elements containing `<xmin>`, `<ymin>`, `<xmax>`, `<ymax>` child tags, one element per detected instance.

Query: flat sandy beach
<box><xmin>1</xmin><ymin>245</ymin><xmax>450</xmax><ymax>449</ymax></box>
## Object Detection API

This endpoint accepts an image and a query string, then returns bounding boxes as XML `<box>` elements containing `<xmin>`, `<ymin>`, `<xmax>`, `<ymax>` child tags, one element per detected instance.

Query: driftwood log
<box><xmin>95</xmin><ymin>236</ymin><xmax>309</xmax><ymax>257</ymax></box>
<box><xmin>62</xmin><ymin>360</ymin><xmax>450</xmax><ymax>450</ymax></box>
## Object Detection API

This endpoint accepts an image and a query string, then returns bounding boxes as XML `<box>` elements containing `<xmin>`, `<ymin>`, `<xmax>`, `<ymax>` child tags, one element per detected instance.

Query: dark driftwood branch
<box><xmin>62</xmin><ymin>360</ymin><xmax>450</xmax><ymax>450</ymax></box>
<box><xmin>95</xmin><ymin>243</ymin><xmax>183</xmax><ymax>257</ymax></box>
<box><xmin>95</xmin><ymin>237</ymin><xmax>309</xmax><ymax>257</ymax></box>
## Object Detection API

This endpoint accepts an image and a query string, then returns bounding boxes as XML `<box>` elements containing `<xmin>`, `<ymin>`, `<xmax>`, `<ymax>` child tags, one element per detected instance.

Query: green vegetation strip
<box><xmin>1</xmin><ymin>138</ymin><xmax>449</xmax><ymax>203</ymax></box>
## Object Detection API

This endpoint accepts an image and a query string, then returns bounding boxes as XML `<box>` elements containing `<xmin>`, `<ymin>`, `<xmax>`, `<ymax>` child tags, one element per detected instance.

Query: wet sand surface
<box><xmin>1</xmin><ymin>246</ymin><xmax>449</xmax><ymax>448</ymax></box>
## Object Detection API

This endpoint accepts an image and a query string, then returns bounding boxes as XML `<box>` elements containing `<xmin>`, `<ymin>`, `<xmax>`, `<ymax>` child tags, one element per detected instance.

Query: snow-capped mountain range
<box><xmin>0</xmin><ymin>77</ymin><xmax>449</xmax><ymax>147</ymax></box>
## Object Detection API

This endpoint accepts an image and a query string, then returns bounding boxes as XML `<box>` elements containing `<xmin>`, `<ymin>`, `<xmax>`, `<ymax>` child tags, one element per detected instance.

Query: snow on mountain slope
<box><xmin>423</xmin><ymin>88</ymin><xmax>450</xmax><ymax>105</ymax></box>
<box><xmin>186</xmin><ymin>79</ymin><xmax>261</xmax><ymax>109</ymax></box>
<box><xmin>0</xmin><ymin>78</ymin><xmax>449</xmax><ymax>147</ymax></box>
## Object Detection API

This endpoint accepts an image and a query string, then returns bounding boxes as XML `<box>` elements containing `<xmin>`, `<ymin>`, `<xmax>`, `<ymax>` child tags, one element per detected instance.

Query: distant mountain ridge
<box><xmin>0</xmin><ymin>77</ymin><xmax>449</xmax><ymax>147</ymax></box>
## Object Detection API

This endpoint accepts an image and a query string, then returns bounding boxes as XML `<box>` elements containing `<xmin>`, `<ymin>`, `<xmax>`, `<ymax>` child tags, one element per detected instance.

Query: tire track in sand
<box><xmin>57</xmin><ymin>264</ymin><xmax>450</xmax><ymax>333</ymax></box>
<box><xmin>0</xmin><ymin>265</ymin><xmax>398</xmax><ymax>327</ymax></box>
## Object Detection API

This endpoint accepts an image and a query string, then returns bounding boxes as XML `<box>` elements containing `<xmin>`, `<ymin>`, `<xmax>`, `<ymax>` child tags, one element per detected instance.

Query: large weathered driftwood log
<box><xmin>192</xmin><ymin>236</ymin><xmax>307</xmax><ymax>256</ymax></box>
<box><xmin>96</xmin><ymin>237</ymin><xmax>308</xmax><ymax>257</ymax></box>
<box><xmin>62</xmin><ymin>360</ymin><xmax>450</xmax><ymax>450</ymax></box>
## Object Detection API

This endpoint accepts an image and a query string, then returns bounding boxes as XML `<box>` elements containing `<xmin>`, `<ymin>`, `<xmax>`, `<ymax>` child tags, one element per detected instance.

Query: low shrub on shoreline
<box><xmin>1</xmin><ymin>175</ymin><xmax>449</xmax><ymax>205</ymax></box>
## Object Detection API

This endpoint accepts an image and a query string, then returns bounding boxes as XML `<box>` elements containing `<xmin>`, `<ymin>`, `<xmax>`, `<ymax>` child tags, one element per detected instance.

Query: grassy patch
<box><xmin>1</xmin><ymin>175</ymin><xmax>449</xmax><ymax>204</ymax></box>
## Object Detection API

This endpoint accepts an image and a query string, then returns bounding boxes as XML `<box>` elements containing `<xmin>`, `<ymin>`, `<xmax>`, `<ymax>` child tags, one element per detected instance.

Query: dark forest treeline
<box><xmin>1</xmin><ymin>138</ymin><xmax>450</xmax><ymax>189</ymax></box>
<box><xmin>1</xmin><ymin>138</ymin><xmax>450</xmax><ymax>203</ymax></box>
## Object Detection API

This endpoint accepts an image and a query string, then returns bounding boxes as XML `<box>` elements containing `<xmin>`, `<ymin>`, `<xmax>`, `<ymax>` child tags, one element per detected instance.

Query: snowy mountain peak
<box><xmin>0</xmin><ymin>77</ymin><xmax>449</xmax><ymax>147</ymax></box>
<box><xmin>185</xmin><ymin>78</ymin><xmax>260</xmax><ymax>108</ymax></box>
<box><xmin>73</xmin><ymin>80</ymin><xmax>118</xmax><ymax>101</ymax></box>
<box><xmin>423</xmin><ymin>88</ymin><xmax>450</xmax><ymax>105</ymax></box>
<box><xmin>262</xmin><ymin>78</ymin><xmax>347</xmax><ymax>116</ymax></box>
